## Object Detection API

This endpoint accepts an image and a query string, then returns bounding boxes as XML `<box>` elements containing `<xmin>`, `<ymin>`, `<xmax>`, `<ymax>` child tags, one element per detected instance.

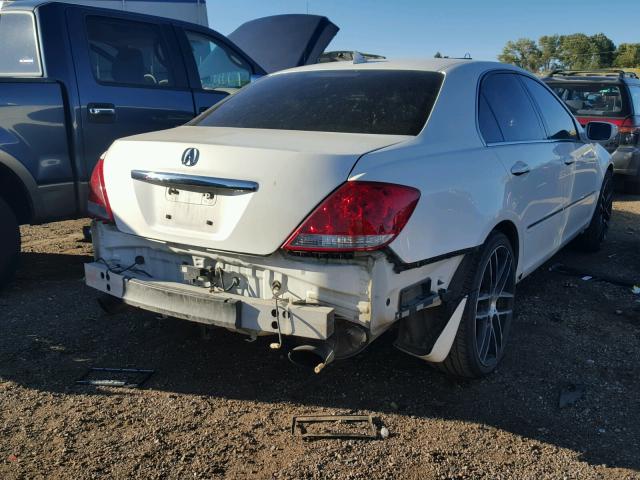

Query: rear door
<box><xmin>175</xmin><ymin>27</ymin><xmax>258</xmax><ymax>114</ymax></box>
<box><xmin>520</xmin><ymin>76</ymin><xmax>599</xmax><ymax>242</ymax></box>
<box><xmin>479</xmin><ymin>72</ymin><xmax>570</xmax><ymax>275</ymax></box>
<box><xmin>66</xmin><ymin>9</ymin><xmax>196</xmax><ymax>182</ymax></box>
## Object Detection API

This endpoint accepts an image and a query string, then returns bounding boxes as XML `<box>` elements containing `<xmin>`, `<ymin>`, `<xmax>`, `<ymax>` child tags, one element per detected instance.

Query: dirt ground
<box><xmin>1</xmin><ymin>196</ymin><xmax>639</xmax><ymax>480</ymax></box>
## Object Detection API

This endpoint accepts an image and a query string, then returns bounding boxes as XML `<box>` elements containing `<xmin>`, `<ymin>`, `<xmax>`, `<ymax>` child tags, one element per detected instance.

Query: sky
<box><xmin>207</xmin><ymin>0</ymin><xmax>640</xmax><ymax>61</ymax></box>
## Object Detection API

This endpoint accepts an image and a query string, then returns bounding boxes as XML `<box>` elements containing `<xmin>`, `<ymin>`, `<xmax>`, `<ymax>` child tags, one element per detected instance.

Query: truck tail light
<box><xmin>619</xmin><ymin>117</ymin><xmax>640</xmax><ymax>146</ymax></box>
<box><xmin>88</xmin><ymin>153</ymin><xmax>114</xmax><ymax>223</ymax></box>
<box><xmin>283</xmin><ymin>181</ymin><xmax>420</xmax><ymax>252</ymax></box>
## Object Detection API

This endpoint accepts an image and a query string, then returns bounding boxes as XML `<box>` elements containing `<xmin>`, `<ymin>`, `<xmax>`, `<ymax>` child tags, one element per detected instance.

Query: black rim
<box><xmin>474</xmin><ymin>245</ymin><xmax>515</xmax><ymax>368</ymax></box>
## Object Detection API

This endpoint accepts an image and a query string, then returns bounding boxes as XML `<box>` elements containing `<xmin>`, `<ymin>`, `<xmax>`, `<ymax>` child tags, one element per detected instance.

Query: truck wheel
<box><xmin>0</xmin><ymin>196</ymin><xmax>20</xmax><ymax>289</ymax></box>
<box><xmin>573</xmin><ymin>170</ymin><xmax>613</xmax><ymax>253</ymax></box>
<box><xmin>437</xmin><ymin>231</ymin><xmax>516</xmax><ymax>378</ymax></box>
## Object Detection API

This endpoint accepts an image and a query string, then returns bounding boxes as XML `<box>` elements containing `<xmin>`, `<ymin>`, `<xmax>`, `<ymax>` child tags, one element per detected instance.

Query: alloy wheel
<box><xmin>474</xmin><ymin>245</ymin><xmax>515</xmax><ymax>368</ymax></box>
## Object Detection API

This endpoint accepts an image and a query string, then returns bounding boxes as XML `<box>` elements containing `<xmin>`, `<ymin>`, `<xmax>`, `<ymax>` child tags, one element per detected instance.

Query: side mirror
<box><xmin>585</xmin><ymin>121</ymin><xmax>618</xmax><ymax>144</ymax></box>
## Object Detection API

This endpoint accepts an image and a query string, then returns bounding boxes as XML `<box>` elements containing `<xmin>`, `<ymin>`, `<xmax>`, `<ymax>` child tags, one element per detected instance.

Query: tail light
<box><xmin>283</xmin><ymin>181</ymin><xmax>420</xmax><ymax>252</ymax></box>
<box><xmin>619</xmin><ymin>117</ymin><xmax>640</xmax><ymax>146</ymax></box>
<box><xmin>88</xmin><ymin>153</ymin><xmax>114</xmax><ymax>223</ymax></box>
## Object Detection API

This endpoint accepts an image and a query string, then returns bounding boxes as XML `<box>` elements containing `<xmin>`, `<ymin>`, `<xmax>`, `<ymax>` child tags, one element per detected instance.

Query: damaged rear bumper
<box><xmin>86</xmin><ymin>222</ymin><xmax>468</xmax><ymax>360</ymax></box>
<box><xmin>85</xmin><ymin>262</ymin><xmax>335</xmax><ymax>339</ymax></box>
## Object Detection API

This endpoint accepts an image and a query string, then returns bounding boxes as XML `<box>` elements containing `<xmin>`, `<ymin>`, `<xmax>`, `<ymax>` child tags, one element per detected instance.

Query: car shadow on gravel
<box><xmin>1</xmin><ymin>205</ymin><xmax>639</xmax><ymax>473</ymax></box>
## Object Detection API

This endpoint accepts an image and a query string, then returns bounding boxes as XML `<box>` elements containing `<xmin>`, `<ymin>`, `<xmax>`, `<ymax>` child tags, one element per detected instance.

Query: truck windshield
<box><xmin>193</xmin><ymin>70</ymin><xmax>444</xmax><ymax>135</ymax></box>
<box><xmin>0</xmin><ymin>12</ymin><xmax>42</xmax><ymax>76</ymax></box>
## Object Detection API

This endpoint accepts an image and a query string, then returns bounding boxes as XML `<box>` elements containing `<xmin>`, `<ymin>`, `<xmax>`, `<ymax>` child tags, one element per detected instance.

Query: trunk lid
<box><xmin>228</xmin><ymin>14</ymin><xmax>339</xmax><ymax>74</ymax></box>
<box><xmin>103</xmin><ymin>126</ymin><xmax>408</xmax><ymax>255</ymax></box>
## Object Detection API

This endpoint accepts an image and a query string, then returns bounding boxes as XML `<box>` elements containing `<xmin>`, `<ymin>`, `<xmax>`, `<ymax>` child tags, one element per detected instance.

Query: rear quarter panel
<box><xmin>350</xmin><ymin>64</ymin><xmax>521</xmax><ymax>272</ymax></box>
<box><xmin>351</xmin><ymin>141</ymin><xmax>512</xmax><ymax>266</ymax></box>
<box><xmin>0</xmin><ymin>81</ymin><xmax>72</xmax><ymax>184</ymax></box>
<box><xmin>0</xmin><ymin>80</ymin><xmax>77</xmax><ymax>222</ymax></box>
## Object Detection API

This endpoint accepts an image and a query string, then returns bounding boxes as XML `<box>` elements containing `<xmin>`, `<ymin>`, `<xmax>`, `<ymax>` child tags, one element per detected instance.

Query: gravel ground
<box><xmin>1</xmin><ymin>196</ymin><xmax>639</xmax><ymax>479</ymax></box>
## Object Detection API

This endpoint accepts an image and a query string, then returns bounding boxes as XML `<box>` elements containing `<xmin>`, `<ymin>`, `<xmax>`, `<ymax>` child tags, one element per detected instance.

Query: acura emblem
<box><xmin>181</xmin><ymin>148</ymin><xmax>199</xmax><ymax>167</ymax></box>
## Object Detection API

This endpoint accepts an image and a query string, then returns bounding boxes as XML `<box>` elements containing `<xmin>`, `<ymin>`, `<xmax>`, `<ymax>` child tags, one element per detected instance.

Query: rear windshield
<box><xmin>193</xmin><ymin>70</ymin><xmax>444</xmax><ymax>135</ymax></box>
<box><xmin>0</xmin><ymin>12</ymin><xmax>42</xmax><ymax>76</ymax></box>
<box><xmin>550</xmin><ymin>83</ymin><xmax>628</xmax><ymax>117</ymax></box>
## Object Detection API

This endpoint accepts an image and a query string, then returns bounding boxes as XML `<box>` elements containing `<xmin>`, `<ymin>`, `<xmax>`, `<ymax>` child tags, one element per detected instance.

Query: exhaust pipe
<box><xmin>287</xmin><ymin>320</ymin><xmax>369</xmax><ymax>373</ymax></box>
<box><xmin>97</xmin><ymin>294</ymin><xmax>128</xmax><ymax>315</ymax></box>
<box><xmin>288</xmin><ymin>343</ymin><xmax>336</xmax><ymax>374</ymax></box>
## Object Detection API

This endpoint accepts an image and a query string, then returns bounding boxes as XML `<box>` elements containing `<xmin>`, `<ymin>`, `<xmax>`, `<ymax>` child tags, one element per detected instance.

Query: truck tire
<box><xmin>0</xmin><ymin>196</ymin><xmax>20</xmax><ymax>289</ymax></box>
<box><xmin>436</xmin><ymin>231</ymin><xmax>516</xmax><ymax>378</ymax></box>
<box><xmin>573</xmin><ymin>170</ymin><xmax>613</xmax><ymax>253</ymax></box>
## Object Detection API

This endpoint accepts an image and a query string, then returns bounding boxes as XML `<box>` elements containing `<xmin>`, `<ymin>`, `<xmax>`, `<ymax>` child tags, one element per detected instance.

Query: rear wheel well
<box><xmin>492</xmin><ymin>221</ymin><xmax>519</xmax><ymax>264</ymax></box>
<box><xmin>0</xmin><ymin>164</ymin><xmax>33</xmax><ymax>225</ymax></box>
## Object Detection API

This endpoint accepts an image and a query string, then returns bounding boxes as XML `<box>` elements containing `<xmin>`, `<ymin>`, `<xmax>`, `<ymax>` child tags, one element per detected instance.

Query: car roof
<box><xmin>0</xmin><ymin>1</ymin><xmax>229</xmax><ymax>41</ymax></box>
<box><xmin>0</xmin><ymin>0</ymin><xmax>200</xmax><ymax>28</ymax></box>
<box><xmin>543</xmin><ymin>72</ymin><xmax>640</xmax><ymax>86</ymax></box>
<box><xmin>272</xmin><ymin>58</ymin><xmax>523</xmax><ymax>75</ymax></box>
<box><xmin>0</xmin><ymin>0</ymin><xmax>46</xmax><ymax>11</ymax></box>
<box><xmin>548</xmin><ymin>78</ymin><xmax>640</xmax><ymax>87</ymax></box>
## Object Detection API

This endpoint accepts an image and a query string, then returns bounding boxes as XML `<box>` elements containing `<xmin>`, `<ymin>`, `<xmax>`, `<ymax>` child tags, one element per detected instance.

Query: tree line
<box><xmin>496</xmin><ymin>34</ymin><xmax>640</xmax><ymax>73</ymax></box>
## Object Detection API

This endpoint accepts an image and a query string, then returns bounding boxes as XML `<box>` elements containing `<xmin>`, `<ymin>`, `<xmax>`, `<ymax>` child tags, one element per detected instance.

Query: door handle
<box><xmin>510</xmin><ymin>161</ymin><xmax>530</xmax><ymax>176</ymax></box>
<box><xmin>89</xmin><ymin>107</ymin><xmax>115</xmax><ymax>116</ymax></box>
<box><xmin>88</xmin><ymin>103</ymin><xmax>116</xmax><ymax>122</ymax></box>
<box><xmin>564</xmin><ymin>158</ymin><xmax>576</xmax><ymax>165</ymax></box>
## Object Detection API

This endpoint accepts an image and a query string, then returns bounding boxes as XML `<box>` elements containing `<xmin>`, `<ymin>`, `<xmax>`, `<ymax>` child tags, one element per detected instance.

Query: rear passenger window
<box><xmin>521</xmin><ymin>77</ymin><xmax>578</xmax><ymax>140</ymax></box>
<box><xmin>478</xmin><ymin>94</ymin><xmax>504</xmax><ymax>143</ymax></box>
<box><xmin>0</xmin><ymin>12</ymin><xmax>42</xmax><ymax>76</ymax></box>
<box><xmin>86</xmin><ymin>16</ymin><xmax>174</xmax><ymax>88</ymax></box>
<box><xmin>480</xmin><ymin>73</ymin><xmax>545</xmax><ymax>143</ymax></box>
<box><xmin>186</xmin><ymin>31</ymin><xmax>252</xmax><ymax>90</ymax></box>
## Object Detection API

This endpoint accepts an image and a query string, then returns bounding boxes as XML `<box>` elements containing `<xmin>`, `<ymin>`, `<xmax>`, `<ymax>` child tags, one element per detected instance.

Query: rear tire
<box><xmin>573</xmin><ymin>170</ymin><xmax>613</xmax><ymax>252</ymax></box>
<box><xmin>437</xmin><ymin>232</ymin><xmax>516</xmax><ymax>378</ymax></box>
<box><xmin>0</xmin><ymin>196</ymin><xmax>20</xmax><ymax>289</ymax></box>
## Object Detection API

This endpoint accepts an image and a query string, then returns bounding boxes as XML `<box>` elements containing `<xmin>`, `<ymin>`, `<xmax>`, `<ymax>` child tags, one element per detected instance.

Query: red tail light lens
<box><xmin>283</xmin><ymin>181</ymin><xmax>420</xmax><ymax>252</ymax></box>
<box><xmin>88</xmin><ymin>154</ymin><xmax>114</xmax><ymax>223</ymax></box>
<box><xmin>619</xmin><ymin>117</ymin><xmax>640</xmax><ymax>145</ymax></box>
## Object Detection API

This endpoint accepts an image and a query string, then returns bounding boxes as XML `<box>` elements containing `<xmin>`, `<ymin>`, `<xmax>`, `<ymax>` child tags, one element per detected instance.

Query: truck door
<box><xmin>175</xmin><ymin>27</ymin><xmax>256</xmax><ymax>115</ymax></box>
<box><xmin>66</xmin><ymin>9</ymin><xmax>196</xmax><ymax>184</ymax></box>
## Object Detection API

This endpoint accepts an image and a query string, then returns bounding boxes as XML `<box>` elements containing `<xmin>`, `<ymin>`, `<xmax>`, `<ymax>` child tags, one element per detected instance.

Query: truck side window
<box><xmin>0</xmin><ymin>12</ymin><xmax>42</xmax><ymax>77</ymax></box>
<box><xmin>86</xmin><ymin>16</ymin><xmax>174</xmax><ymax>88</ymax></box>
<box><xmin>186</xmin><ymin>31</ymin><xmax>252</xmax><ymax>90</ymax></box>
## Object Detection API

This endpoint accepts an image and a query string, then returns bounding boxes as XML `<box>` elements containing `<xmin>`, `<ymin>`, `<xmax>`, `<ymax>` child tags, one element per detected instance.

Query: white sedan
<box><xmin>85</xmin><ymin>59</ymin><xmax>616</xmax><ymax>377</ymax></box>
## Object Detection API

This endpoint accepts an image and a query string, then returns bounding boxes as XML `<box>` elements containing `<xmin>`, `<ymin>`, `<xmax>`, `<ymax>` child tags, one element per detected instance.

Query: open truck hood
<box><xmin>229</xmin><ymin>14</ymin><xmax>339</xmax><ymax>73</ymax></box>
<box><xmin>103</xmin><ymin>126</ymin><xmax>408</xmax><ymax>255</ymax></box>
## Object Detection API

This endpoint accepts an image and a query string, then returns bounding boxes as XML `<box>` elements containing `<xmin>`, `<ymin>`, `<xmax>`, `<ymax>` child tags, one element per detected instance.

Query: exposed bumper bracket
<box><xmin>84</xmin><ymin>262</ymin><xmax>335</xmax><ymax>340</ymax></box>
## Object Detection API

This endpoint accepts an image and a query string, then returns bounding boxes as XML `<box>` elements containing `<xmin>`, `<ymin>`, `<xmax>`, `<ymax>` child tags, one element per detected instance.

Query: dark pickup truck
<box><xmin>0</xmin><ymin>1</ymin><xmax>338</xmax><ymax>286</ymax></box>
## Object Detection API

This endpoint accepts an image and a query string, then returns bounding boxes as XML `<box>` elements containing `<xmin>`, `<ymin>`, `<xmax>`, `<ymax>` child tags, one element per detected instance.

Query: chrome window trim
<box><xmin>485</xmin><ymin>139</ymin><xmax>578</xmax><ymax>147</ymax></box>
